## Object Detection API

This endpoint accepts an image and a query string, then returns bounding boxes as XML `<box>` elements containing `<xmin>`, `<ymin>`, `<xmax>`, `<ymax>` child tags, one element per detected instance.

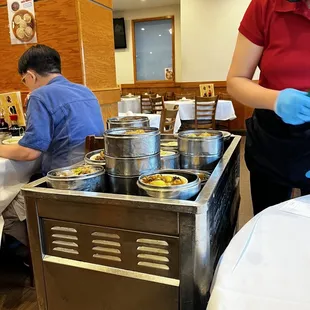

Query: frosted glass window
<box><xmin>134</xmin><ymin>18</ymin><xmax>174</xmax><ymax>81</ymax></box>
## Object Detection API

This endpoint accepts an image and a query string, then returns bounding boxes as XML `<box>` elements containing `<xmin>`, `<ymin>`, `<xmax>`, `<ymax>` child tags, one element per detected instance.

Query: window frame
<box><xmin>132</xmin><ymin>16</ymin><xmax>176</xmax><ymax>84</ymax></box>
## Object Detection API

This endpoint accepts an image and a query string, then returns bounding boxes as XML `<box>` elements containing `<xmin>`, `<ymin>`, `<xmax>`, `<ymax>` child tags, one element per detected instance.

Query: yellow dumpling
<box><xmin>23</xmin><ymin>13</ymin><xmax>32</xmax><ymax>23</ymax></box>
<box><xmin>150</xmin><ymin>180</ymin><xmax>166</xmax><ymax>187</ymax></box>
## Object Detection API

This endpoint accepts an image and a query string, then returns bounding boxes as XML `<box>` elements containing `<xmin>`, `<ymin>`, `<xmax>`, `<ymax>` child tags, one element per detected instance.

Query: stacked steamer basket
<box><xmin>104</xmin><ymin>127</ymin><xmax>160</xmax><ymax>194</ymax></box>
<box><xmin>107</xmin><ymin>116</ymin><xmax>150</xmax><ymax>129</ymax></box>
<box><xmin>178</xmin><ymin>130</ymin><xmax>224</xmax><ymax>171</ymax></box>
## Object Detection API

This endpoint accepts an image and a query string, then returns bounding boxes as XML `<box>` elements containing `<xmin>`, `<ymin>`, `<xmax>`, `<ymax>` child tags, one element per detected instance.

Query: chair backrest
<box><xmin>85</xmin><ymin>135</ymin><xmax>105</xmax><ymax>154</ymax></box>
<box><xmin>160</xmin><ymin>105</ymin><xmax>179</xmax><ymax>134</ymax></box>
<box><xmin>150</xmin><ymin>96</ymin><xmax>164</xmax><ymax>114</ymax></box>
<box><xmin>140</xmin><ymin>93</ymin><xmax>152</xmax><ymax>114</ymax></box>
<box><xmin>175</xmin><ymin>93</ymin><xmax>195</xmax><ymax>100</ymax></box>
<box><xmin>194</xmin><ymin>95</ymin><xmax>219</xmax><ymax>130</ymax></box>
<box><xmin>219</xmin><ymin>92</ymin><xmax>232</xmax><ymax>100</ymax></box>
<box><xmin>165</xmin><ymin>92</ymin><xmax>175</xmax><ymax>101</ymax></box>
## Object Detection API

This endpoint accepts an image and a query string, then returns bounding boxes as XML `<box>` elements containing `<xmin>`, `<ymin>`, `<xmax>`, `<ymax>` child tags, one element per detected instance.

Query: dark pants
<box><xmin>250</xmin><ymin>169</ymin><xmax>310</xmax><ymax>215</ymax></box>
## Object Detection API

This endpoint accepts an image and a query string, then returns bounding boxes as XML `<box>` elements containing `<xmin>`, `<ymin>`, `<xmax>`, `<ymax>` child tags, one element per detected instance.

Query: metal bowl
<box><xmin>107</xmin><ymin>116</ymin><xmax>150</xmax><ymax>129</ymax></box>
<box><xmin>107</xmin><ymin>174</ymin><xmax>140</xmax><ymax>195</ymax></box>
<box><xmin>137</xmin><ymin>169</ymin><xmax>201</xmax><ymax>200</ymax></box>
<box><xmin>47</xmin><ymin>165</ymin><xmax>105</xmax><ymax>192</ymax></box>
<box><xmin>180</xmin><ymin>153</ymin><xmax>220</xmax><ymax>170</ymax></box>
<box><xmin>160</xmin><ymin>150</ymin><xmax>180</xmax><ymax>169</ymax></box>
<box><xmin>178</xmin><ymin>130</ymin><xmax>223</xmax><ymax>156</ymax></box>
<box><xmin>84</xmin><ymin>149</ymin><xmax>105</xmax><ymax>166</ymax></box>
<box><xmin>105</xmin><ymin>153</ymin><xmax>160</xmax><ymax>176</ymax></box>
<box><xmin>104</xmin><ymin>127</ymin><xmax>160</xmax><ymax>158</ymax></box>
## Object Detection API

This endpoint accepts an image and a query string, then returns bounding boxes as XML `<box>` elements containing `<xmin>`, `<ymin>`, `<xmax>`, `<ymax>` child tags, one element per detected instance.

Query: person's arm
<box><xmin>0</xmin><ymin>144</ymin><xmax>41</xmax><ymax>161</ymax></box>
<box><xmin>227</xmin><ymin>33</ymin><xmax>279</xmax><ymax>111</ymax></box>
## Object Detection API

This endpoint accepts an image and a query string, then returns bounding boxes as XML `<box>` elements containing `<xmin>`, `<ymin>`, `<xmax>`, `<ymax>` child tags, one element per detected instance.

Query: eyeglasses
<box><xmin>21</xmin><ymin>72</ymin><xmax>30</xmax><ymax>85</ymax></box>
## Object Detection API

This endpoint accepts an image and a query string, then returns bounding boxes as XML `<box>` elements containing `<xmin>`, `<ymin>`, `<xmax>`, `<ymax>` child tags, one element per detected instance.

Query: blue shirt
<box><xmin>19</xmin><ymin>76</ymin><xmax>104</xmax><ymax>175</ymax></box>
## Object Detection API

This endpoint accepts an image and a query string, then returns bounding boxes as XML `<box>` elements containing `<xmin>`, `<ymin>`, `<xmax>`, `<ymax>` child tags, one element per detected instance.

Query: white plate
<box><xmin>2</xmin><ymin>136</ymin><xmax>22</xmax><ymax>145</ymax></box>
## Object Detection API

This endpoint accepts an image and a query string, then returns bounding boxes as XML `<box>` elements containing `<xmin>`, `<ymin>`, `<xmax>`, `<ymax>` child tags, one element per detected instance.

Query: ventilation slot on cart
<box><xmin>92</xmin><ymin>233</ymin><xmax>122</xmax><ymax>263</ymax></box>
<box><xmin>51</xmin><ymin>226</ymin><xmax>79</xmax><ymax>256</ymax></box>
<box><xmin>136</xmin><ymin>238</ymin><xmax>170</xmax><ymax>271</ymax></box>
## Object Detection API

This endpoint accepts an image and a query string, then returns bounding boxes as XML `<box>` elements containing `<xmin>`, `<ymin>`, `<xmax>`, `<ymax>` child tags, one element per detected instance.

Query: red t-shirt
<box><xmin>239</xmin><ymin>0</ymin><xmax>310</xmax><ymax>91</ymax></box>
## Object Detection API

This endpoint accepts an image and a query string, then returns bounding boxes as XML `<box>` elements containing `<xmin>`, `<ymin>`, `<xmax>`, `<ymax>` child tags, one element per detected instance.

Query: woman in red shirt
<box><xmin>228</xmin><ymin>0</ymin><xmax>310</xmax><ymax>214</ymax></box>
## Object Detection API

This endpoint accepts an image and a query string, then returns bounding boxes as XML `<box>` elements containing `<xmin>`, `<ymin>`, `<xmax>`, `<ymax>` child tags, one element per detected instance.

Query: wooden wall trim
<box><xmin>121</xmin><ymin>81</ymin><xmax>227</xmax><ymax>89</ymax></box>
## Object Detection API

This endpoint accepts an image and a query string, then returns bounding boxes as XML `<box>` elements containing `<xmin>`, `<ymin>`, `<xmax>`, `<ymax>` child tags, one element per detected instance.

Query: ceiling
<box><xmin>113</xmin><ymin>0</ymin><xmax>180</xmax><ymax>11</ymax></box>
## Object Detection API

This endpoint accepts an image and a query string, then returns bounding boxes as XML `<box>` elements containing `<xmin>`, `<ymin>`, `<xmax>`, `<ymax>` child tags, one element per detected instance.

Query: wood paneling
<box><xmin>121</xmin><ymin>81</ymin><xmax>254</xmax><ymax>131</ymax></box>
<box><xmin>76</xmin><ymin>0</ymin><xmax>117</xmax><ymax>90</ymax></box>
<box><xmin>0</xmin><ymin>0</ymin><xmax>83</xmax><ymax>92</ymax></box>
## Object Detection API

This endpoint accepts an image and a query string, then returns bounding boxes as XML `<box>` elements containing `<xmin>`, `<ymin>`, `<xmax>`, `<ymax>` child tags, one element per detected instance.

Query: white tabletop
<box><xmin>208</xmin><ymin>196</ymin><xmax>310</xmax><ymax>310</ymax></box>
<box><xmin>165</xmin><ymin>99</ymin><xmax>236</xmax><ymax>122</ymax></box>
<box><xmin>118</xmin><ymin>96</ymin><xmax>141</xmax><ymax>114</ymax></box>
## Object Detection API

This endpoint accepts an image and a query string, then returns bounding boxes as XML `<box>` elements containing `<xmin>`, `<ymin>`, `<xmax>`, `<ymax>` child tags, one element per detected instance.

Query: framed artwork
<box><xmin>200</xmin><ymin>84</ymin><xmax>215</xmax><ymax>97</ymax></box>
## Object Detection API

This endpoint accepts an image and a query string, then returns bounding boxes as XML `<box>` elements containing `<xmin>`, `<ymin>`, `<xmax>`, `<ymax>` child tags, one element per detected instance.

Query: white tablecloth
<box><xmin>0</xmin><ymin>157</ymin><xmax>39</xmax><ymax>245</ymax></box>
<box><xmin>118</xmin><ymin>97</ymin><xmax>141</xmax><ymax>114</ymax></box>
<box><xmin>208</xmin><ymin>196</ymin><xmax>310</xmax><ymax>310</ymax></box>
<box><xmin>165</xmin><ymin>99</ymin><xmax>236</xmax><ymax>122</ymax></box>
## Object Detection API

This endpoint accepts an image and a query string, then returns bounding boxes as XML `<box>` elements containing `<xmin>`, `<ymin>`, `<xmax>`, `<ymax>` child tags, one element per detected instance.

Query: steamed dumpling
<box><xmin>19</xmin><ymin>20</ymin><xmax>27</xmax><ymax>29</ymax></box>
<box><xmin>16</xmin><ymin>28</ymin><xmax>25</xmax><ymax>39</ymax></box>
<box><xmin>23</xmin><ymin>13</ymin><xmax>32</xmax><ymax>23</ymax></box>
<box><xmin>14</xmin><ymin>15</ymin><xmax>22</xmax><ymax>24</ymax></box>
<box><xmin>24</xmin><ymin>26</ymin><xmax>33</xmax><ymax>37</ymax></box>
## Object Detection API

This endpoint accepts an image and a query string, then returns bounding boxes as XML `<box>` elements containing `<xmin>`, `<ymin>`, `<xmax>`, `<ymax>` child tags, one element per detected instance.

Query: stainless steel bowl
<box><xmin>105</xmin><ymin>153</ymin><xmax>160</xmax><ymax>176</ymax></box>
<box><xmin>47</xmin><ymin>165</ymin><xmax>105</xmax><ymax>192</ymax></box>
<box><xmin>180</xmin><ymin>153</ymin><xmax>220</xmax><ymax>170</ymax></box>
<box><xmin>104</xmin><ymin>127</ymin><xmax>160</xmax><ymax>158</ymax></box>
<box><xmin>178</xmin><ymin>130</ymin><xmax>224</xmax><ymax>156</ymax></box>
<box><xmin>160</xmin><ymin>150</ymin><xmax>180</xmax><ymax>169</ymax></box>
<box><xmin>107</xmin><ymin>116</ymin><xmax>150</xmax><ymax>129</ymax></box>
<box><xmin>137</xmin><ymin>169</ymin><xmax>201</xmax><ymax>200</ymax></box>
<box><xmin>84</xmin><ymin>149</ymin><xmax>105</xmax><ymax>166</ymax></box>
<box><xmin>107</xmin><ymin>174</ymin><xmax>140</xmax><ymax>195</ymax></box>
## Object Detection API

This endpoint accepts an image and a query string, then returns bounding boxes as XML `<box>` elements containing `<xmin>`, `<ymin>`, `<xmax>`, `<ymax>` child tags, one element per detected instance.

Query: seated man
<box><xmin>0</xmin><ymin>44</ymin><xmax>104</xmax><ymax>248</ymax></box>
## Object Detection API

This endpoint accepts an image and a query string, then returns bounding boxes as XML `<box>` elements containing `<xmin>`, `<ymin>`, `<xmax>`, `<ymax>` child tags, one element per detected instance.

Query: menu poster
<box><xmin>0</xmin><ymin>92</ymin><xmax>25</xmax><ymax>126</ymax></box>
<box><xmin>7</xmin><ymin>0</ymin><xmax>37</xmax><ymax>45</ymax></box>
<box><xmin>200</xmin><ymin>84</ymin><xmax>215</xmax><ymax>98</ymax></box>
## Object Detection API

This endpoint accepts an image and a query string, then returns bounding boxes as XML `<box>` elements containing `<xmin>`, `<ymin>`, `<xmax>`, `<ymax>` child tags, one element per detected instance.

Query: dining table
<box><xmin>0</xmin><ymin>157</ymin><xmax>39</xmax><ymax>246</ymax></box>
<box><xmin>164</xmin><ymin>99</ymin><xmax>237</xmax><ymax>123</ymax></box>
<box><xmin>207</xmin><ymin>195</ymin><xmax>310</xmax><ymax>310</ymax></box>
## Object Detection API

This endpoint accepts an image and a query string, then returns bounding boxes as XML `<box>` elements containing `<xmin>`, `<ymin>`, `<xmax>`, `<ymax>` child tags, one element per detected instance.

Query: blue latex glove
<box><xmin>275</xmin><ymin>88</ymin><xmax>310</xmax><ymax>125</ymax></box>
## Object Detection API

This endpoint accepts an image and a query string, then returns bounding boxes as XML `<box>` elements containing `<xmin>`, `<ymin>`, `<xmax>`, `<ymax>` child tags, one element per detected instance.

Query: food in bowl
<box><xmin>160</xmin><ymin>150</ymin><xmax>175</xmax><ymax>157</ymax></box>
<box><xmin>125</xmin><ymin>129</ymin><xmax>146</xmax><ymax>135</ymax></box>
<box><xmin>186</xmin><ymin>132</ymin><xmax>211</xmax><ymax>138</ymax></box>
<box><xmin>141</xmin><ymin>174</ymin><xmax>188</xmax><ymax>187</ymax></box>
<box><xmin>161</xmin><ymin>141</ymin><xmax>178</xmax><ymax>147</ymax></box>
<box><xmin>90</xmin><ymin>150</ymin><xmax>105</xmax><ymax>161</ymax></box>
<box><xmin>56</xmin><ymin>165</ymin><xmax>97</xmax><ymax>177</ymax></box>
<box><xmin>120</xmin><ymin>116</ymin><xmax>144</xmax><ymax>121</ymax></box>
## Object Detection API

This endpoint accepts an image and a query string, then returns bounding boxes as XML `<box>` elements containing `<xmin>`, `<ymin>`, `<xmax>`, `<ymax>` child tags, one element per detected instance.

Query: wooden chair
<box><xmin>85</xmin><ymin>135</ymin><xmax>105</xmax><ymax>153</ymax></box>
<box><xmin>165</xmin><ymin>92</ymin><xmax>175</xmax><ymax>101</ymax></box>
<box><xmin>160</xmin><ymin>105</ymin><xmax>179</xmax><ymax>134</ymax></box>
<box><xmin>150</xmin><ymin>96</ymin><xmax>164</xmax><ymax>114</ymax></box>
<box><xmin>194</xmin><ymin>95</ymin><xmax>219</xmax><ymax>130</ymax></box>
<box><xmin>140</xmin><ymin>93</ymin><xmax>152</xmax><ymax>114</ymax></box>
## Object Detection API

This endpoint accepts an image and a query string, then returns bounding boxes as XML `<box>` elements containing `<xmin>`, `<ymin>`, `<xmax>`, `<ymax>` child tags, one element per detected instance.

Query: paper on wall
<box><xmin>7</xmin><ymin>0</ymin><xmax>37</xmax><ymax>45</ymax></box>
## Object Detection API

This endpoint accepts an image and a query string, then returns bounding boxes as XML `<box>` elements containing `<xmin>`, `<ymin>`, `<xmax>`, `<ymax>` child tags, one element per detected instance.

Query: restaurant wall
<box><xmin>113</xmin><ymin>5</ymin><xmax>181</xmax><ymax>84</ymax></box>
<box><xmin>180</xmin><ymin>0</ymin><xmax>260</xmax><ymax>82</ymax></box>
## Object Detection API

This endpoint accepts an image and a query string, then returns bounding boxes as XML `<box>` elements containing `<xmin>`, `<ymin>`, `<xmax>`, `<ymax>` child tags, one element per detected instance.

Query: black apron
<box><xmin>245</xmin><ymin>109</ymin><xmax>310</xmax><ymax>189</ymax></box>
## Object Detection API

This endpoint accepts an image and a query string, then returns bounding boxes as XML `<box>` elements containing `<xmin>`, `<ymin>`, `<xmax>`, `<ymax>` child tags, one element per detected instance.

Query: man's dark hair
<box><xmin>18</xmin><ymin>44</ymin><xmax>61</xmax><ymax>76</ymax></box>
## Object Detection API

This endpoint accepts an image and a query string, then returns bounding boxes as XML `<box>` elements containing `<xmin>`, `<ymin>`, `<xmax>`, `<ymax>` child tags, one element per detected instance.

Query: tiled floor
<box><xmin>0</xmin><ymin>137</ymin><xmax>253</xmax><ymax>309</ymax></box>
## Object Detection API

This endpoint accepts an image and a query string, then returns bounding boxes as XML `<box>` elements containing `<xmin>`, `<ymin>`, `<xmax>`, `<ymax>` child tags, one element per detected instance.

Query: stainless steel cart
<box><xmin>22</xmin><ymin>135</ymin><xmax>241</xmax><ymax>310</ymax></box>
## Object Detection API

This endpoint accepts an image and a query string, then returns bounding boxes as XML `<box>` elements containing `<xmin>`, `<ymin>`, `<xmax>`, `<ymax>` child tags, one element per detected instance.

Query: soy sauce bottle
<box><xmin>0</xmin><ymin>109</ymin><xmax>9</xmax><ymax>133</ymax></box>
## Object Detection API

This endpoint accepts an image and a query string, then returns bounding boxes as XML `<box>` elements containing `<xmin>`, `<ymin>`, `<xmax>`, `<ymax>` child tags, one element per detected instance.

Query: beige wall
<box><xmin>113</xmin><ymin>5</ymin><xmax>181</xmax><ymax>84</ymax></box>
<box><xmin>180</xmin><ymin>0</ymin><xmax>260</xmax><ymax>82</ymax></box>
